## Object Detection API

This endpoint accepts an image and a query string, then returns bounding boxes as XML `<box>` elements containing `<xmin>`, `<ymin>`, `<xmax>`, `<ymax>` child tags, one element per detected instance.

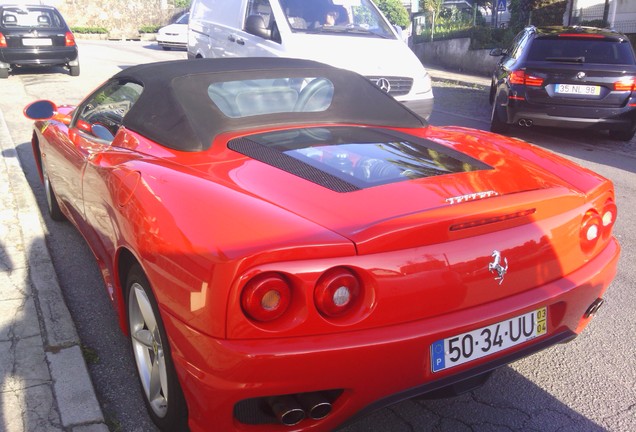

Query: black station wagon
<box><xmin>0</xmin><ymin>4</ymin><xmax>79</xmax><ymax>78</ymax></box>
<box><xmin>489</xmin><ymin>26</ymin><xmax>636</xmax><ymax>141</ymax></box>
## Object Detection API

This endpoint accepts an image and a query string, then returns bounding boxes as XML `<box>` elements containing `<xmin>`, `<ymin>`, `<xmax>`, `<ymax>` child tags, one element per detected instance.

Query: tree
<box><xmin>374</xmin><ymin>0</ymin><xmax>410</xmax><ymax>28</ymax></box>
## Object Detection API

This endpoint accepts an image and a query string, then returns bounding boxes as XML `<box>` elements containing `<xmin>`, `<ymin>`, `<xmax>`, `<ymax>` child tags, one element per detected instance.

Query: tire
<box><xmin>609</xmin><ymin>127</ymin><xmax>636</xmax><ymax>142</ymax></box>
<box><xmin>41</xmin><ymin>161</ymin><xmax>65</xmax><ymax>221</ymax></box>
<box><xmin>490</xmin><ymin>100</ymin><xmax>509</xmax><ymax>134</ymax></box>
<box><xmin>69</xmin><ymin>64</ymin><xmax>80</xmax><ymax>77</ymax></box>
<box><xmin>0</xmin><ymin>68</ymin><xmax>8</xmax><ymax>79</ymax></box>
<box><xmin>126</xmin><ymin>265</ymin><xmax>188</xmax><ymax>431</ymax></box>
<box><xmin>488</xmin><ymin>79</ymin><xmax>496</xmax><ymax>105</ymax></box>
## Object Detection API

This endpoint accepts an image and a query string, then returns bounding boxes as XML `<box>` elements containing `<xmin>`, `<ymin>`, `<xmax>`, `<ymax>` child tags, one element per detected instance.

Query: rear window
<box><xmin>528</xmin><ymin>38</ymin><xmax>636</xmax><ymax>65</ymax></box>
<box><xmin>208</xmin><ymin>77</ymin><xmax>334</xmax><ymax>118</ymax></box>
<box><xmin>229</xmin><ymin>127</ymin><xmax>490</xmax><ymax>192</ymax></box>
<box><xmin>1</xmin><ymin>7</ymin><xmax>64</xmax><ymax>29</ymax></box>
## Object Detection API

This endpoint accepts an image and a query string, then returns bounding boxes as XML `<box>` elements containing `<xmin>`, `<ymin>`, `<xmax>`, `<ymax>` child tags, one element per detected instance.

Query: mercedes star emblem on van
<box><xmin>488</xmin><ymin>250</ymin><xmax>508</xmax><ymax>285</ymax></box>
<box><xmin>376</xmin><ymin>77</ymin><xmax>391</xmax><ymax>93</ymax></box>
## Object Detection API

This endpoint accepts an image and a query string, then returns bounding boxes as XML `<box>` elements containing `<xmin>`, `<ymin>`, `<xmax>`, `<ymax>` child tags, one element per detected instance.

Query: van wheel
<box><xmin>126</xmin><ymin>265</ymin><xmax>188</xmax><ymax>431</ymax></box>
<box><xmin>69</xmin><ymin>64</ymin><xmax>80</xmax><ymax>77</ymax></box>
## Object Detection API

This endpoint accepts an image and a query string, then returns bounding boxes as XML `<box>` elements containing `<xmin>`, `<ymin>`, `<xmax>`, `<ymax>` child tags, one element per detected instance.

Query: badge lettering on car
<box><xmin>445</xmin><ymin>190</ymin><xmax>499</xmax><ymax>205</ymax></box>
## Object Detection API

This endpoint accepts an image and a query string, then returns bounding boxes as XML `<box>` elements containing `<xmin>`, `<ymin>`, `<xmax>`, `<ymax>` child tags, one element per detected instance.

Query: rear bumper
<box><xmin>164</xmin><ymin>238</ymin><xmax>619</xmax><ymax>432</ymax></box>
<box><xmin>505</xmin><ymin>98</ymin><xmax>636</xmax><ymax>131</ymax></box>
<box><xmin>0</xmin><ymin>46</ymin><xmax>78</xmax><ymax>67</ymax></box>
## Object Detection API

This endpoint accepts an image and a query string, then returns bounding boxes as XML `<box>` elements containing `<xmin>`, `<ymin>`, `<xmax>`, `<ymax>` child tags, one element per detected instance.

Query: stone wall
<box><xmin>40</xmin><ymin>0</ymin><xmax>186</xmax><ymax>38</ymax></box>
<box><xmin>412</xmin><ymin>38</ymin><xmax>499</xmax><ymax>77</ymax></box>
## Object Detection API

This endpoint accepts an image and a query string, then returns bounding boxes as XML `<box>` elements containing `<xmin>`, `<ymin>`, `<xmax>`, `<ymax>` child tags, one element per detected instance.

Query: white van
<box><xmin>188</xmin><ymin>0</ymin><xmax>434</xmax><ymax>118</ymax></box>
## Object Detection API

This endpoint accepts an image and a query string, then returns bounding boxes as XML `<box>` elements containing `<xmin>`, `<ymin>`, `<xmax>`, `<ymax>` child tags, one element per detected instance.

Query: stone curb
<box><xmin>0</xmin><ymin>109</ymin><xmax>106</xmax><ymax>430</ymax></box>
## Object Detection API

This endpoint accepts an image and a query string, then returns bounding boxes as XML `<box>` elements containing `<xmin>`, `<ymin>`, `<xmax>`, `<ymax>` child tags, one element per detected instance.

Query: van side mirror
<box><xmin>245</xmin><ymin>15</ymin><xmax>271</xmax><ymax>40</ymax></box>
<box><xmin>489</xmin><ymin>48</ymin><xmax>507</xmax><ymax>57</ymax></box>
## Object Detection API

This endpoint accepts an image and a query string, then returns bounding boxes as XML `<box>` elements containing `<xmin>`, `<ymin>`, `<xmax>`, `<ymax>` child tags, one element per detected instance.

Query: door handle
<box><xmin>236</xmin><ymin>38</ymin><xmax>245</xmax><ymax>45</ymax></box>
<box><xmin>228</xmin><ymin>34</ymin><xmax>236</xmax><ymax>42</ymax></box>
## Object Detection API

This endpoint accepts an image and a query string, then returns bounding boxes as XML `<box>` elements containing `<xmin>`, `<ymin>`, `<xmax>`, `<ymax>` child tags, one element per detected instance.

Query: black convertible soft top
<box><xmin>115</xmin><ymin>58</ymin><xmax>426</xmax><ymax>152</ymax></box>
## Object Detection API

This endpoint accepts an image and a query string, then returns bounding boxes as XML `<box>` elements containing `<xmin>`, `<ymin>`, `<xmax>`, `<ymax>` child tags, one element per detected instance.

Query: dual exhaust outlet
<box><xmin>518</xmin><ymin>118</ymin><xmax>534</xmax><ymax>127</ymax></box>
<box><xmin>268</xmin><ymin>392</ymin><xmax>333</xmax><ymax>426</ymax></box>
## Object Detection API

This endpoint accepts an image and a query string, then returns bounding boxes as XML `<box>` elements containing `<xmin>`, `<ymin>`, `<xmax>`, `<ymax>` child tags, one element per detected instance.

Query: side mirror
<box><xmin>91</xmin><ymin>124</ymin><xmax>115</xmax><ymax>142</ymax></box>
<box><xmin>245</xmin><ymin>15</ymin><xmax>271</xmax><ymax>39</ymax></box>
<box><xmin>24</xmin><ymin>100</ymin><xmax>57</xmax><ymax>120</ymax></box>
<box><xmin>23</xmin><ymin>100</ymin><xmax>72</xmax><ymax>125</ymax></box>
<box><xmin>489</xmin><ymin>48</ymin><xmax>506</xmax><ymax>57</ymax></box>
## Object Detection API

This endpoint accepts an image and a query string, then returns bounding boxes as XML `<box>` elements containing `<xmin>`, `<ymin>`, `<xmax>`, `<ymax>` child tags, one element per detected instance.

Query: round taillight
<box><xmin>601</xmin><ymin>201</ymin><xmax>617</xmax><ymax>228</ymax></box>
<box><xmin>314</xmin><ymin>268</ymin><xmax>361</xmax><ymax>318</ymax></box>
<box><xmin>241</xmin><ymin>273</ymin><xmax>291</xmax><ymax>322</ymax></box>
<box><xmin>580</xmin><ymin>210</ymin><xmax>602</xmax><ymax>254</ymax></box>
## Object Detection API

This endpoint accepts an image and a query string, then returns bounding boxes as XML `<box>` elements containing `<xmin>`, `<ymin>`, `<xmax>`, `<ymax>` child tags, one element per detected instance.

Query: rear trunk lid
<box><xmin>211</xmin><ymin>125</ymin><xmax>601</xmax><ymax>256</ymax></box>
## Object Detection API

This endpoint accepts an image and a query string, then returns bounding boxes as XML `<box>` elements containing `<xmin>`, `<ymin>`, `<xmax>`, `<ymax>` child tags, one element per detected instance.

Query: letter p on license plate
<box><xmin>431</xmin><ymin>307</ymin><xmax>547</xmax><ymax>373</ymax></box>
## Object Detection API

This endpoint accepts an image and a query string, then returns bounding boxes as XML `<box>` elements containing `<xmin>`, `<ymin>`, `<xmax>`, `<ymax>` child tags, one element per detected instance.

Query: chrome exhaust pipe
<box><xmin>297</xmin><ymin>392</ymin><xmax>332</xmax><ymax>420</ymax></box>
<box><xmin>584</xmin><ymin>298</ymin><xmax>604</xmax><ymax>318</ymax></box>
<box><xmin>518</xmin><ymin>119</ymin><xmax>533</xmax><ymax>127</ymax></box>
<box><xmin>267</xmin><ymin>395</ymin><xmax>305</xmax><ymax>426</ymax></box>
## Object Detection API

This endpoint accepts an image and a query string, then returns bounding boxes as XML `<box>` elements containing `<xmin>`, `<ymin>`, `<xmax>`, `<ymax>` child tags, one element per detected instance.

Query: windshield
<box><xmin>280</xmin><ymin>0</ymin><xmax>395</xmax><ymax>39</ymax></box>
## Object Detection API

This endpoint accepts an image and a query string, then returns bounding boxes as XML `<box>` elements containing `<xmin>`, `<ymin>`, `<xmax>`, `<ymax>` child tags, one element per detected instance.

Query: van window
<box><xmin>280</xmin><ymin>0</ymin><xmax>394</xmax><ymax>38</ymax></box>
<box><xmin>208</xmin><ymin>77</ymin><xmax>334</xmax><ymax>118</ymax></box>
<box><xmin>246</xmin><ymin>0</ymin><xmax>272</xmax><ymax>27</ymax></box>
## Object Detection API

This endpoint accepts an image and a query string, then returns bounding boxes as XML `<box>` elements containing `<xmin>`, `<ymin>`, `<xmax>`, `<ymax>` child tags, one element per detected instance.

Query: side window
<box><xmin>245</xmin><ymin>0</ymin><xmax>272</xmax><ymax>28</ymax></box>
<box><xmin>508</xmin><ymin>31</ymin><xmax>529</xmax><ymax>59</ymax></box>
<box><xmin>74</xmin><ymin>81</ymin><xmax>143</xmax><ymax>141</ymax></box>
<box><xmin>245</xmin><ymin>0</ymin><xmax>281</xmax><ymax>43</ymax></box>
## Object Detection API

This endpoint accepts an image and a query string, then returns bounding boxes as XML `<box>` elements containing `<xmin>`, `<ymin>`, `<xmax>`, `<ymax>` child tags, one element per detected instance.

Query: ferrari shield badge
<box><xmin>488</xmin><ymin>250</ymin><xmax>508</xmax><ymax>285</ymax></box>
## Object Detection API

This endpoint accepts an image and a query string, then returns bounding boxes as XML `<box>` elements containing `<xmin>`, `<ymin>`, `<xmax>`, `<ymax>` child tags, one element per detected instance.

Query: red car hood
<box><xmin>190</xmin><ymin>126</ymin><xmax>607</xmax><ymax>256</ymax></box>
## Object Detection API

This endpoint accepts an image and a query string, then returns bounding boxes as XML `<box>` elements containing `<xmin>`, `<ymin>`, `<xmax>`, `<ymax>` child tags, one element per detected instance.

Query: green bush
<box><xmin>139</xmin><ymin>25</ymin><xmax>161</xmax><ymax>34</ymax></box>
<box><xmin>374</xmin><ymin>0</ymin><xmax>410</xmax><ymax>28</ymax></box>
<box><xmin>71</xmin><ymin>26</ymin><xmax>108</xmax><ymax>34</ymax></box>
<box><xmin>416</xmin><ymin>25</ymin><xmax>516</xmax><ymax>50</ymax></box>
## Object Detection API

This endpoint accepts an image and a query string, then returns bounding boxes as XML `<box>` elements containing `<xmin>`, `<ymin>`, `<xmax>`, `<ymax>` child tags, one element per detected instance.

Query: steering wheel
<box><xmin>294</xmin><ymin>78</ymin><xmax>333</xmax><ymax>112</ymax></box>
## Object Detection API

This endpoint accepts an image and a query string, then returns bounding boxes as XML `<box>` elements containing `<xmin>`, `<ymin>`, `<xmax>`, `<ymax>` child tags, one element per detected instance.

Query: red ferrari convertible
<box><xmin>24</xmin><ymin>58</ymin><xmax>619</xmax><ymax>432</ymax></box>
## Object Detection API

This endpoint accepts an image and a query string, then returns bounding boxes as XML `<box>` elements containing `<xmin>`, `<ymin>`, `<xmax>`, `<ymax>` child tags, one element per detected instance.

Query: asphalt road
<box><xmin>1</xmin><ymin>40</ymin><xmax>634</xmax><ymax>432</ymax></box>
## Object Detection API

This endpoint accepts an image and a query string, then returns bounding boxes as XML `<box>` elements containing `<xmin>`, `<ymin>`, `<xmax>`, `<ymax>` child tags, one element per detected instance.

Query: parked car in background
<box><xmin>0</xmin><ymin>4</ymin><xmax>79</xmax><ymax>78</ymax></box>
<box><xmin>157</xmin><ymin>12</ymin><xmax>188</xmax><ymax>50</ymax></box>
<box><xmin>489</xmin><ymin>26</ymin><xmax>636</xmax><ymax>141</ymax></box>
<box><xmin>188</xmin><ymin>0</ymin><xmax>434</xmax><ymax>119</ymax></box>
<box><xmin>23</xmin><ymin>57</ymin><xmax>619</xmax><ymax>431</ymax></box>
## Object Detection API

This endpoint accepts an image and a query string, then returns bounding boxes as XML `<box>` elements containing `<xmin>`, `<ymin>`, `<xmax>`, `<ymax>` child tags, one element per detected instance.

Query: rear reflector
<box><xmin>0</xmin><ymin>32</ymin><xmax>6</xmax><ymax>48</ymax></box>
